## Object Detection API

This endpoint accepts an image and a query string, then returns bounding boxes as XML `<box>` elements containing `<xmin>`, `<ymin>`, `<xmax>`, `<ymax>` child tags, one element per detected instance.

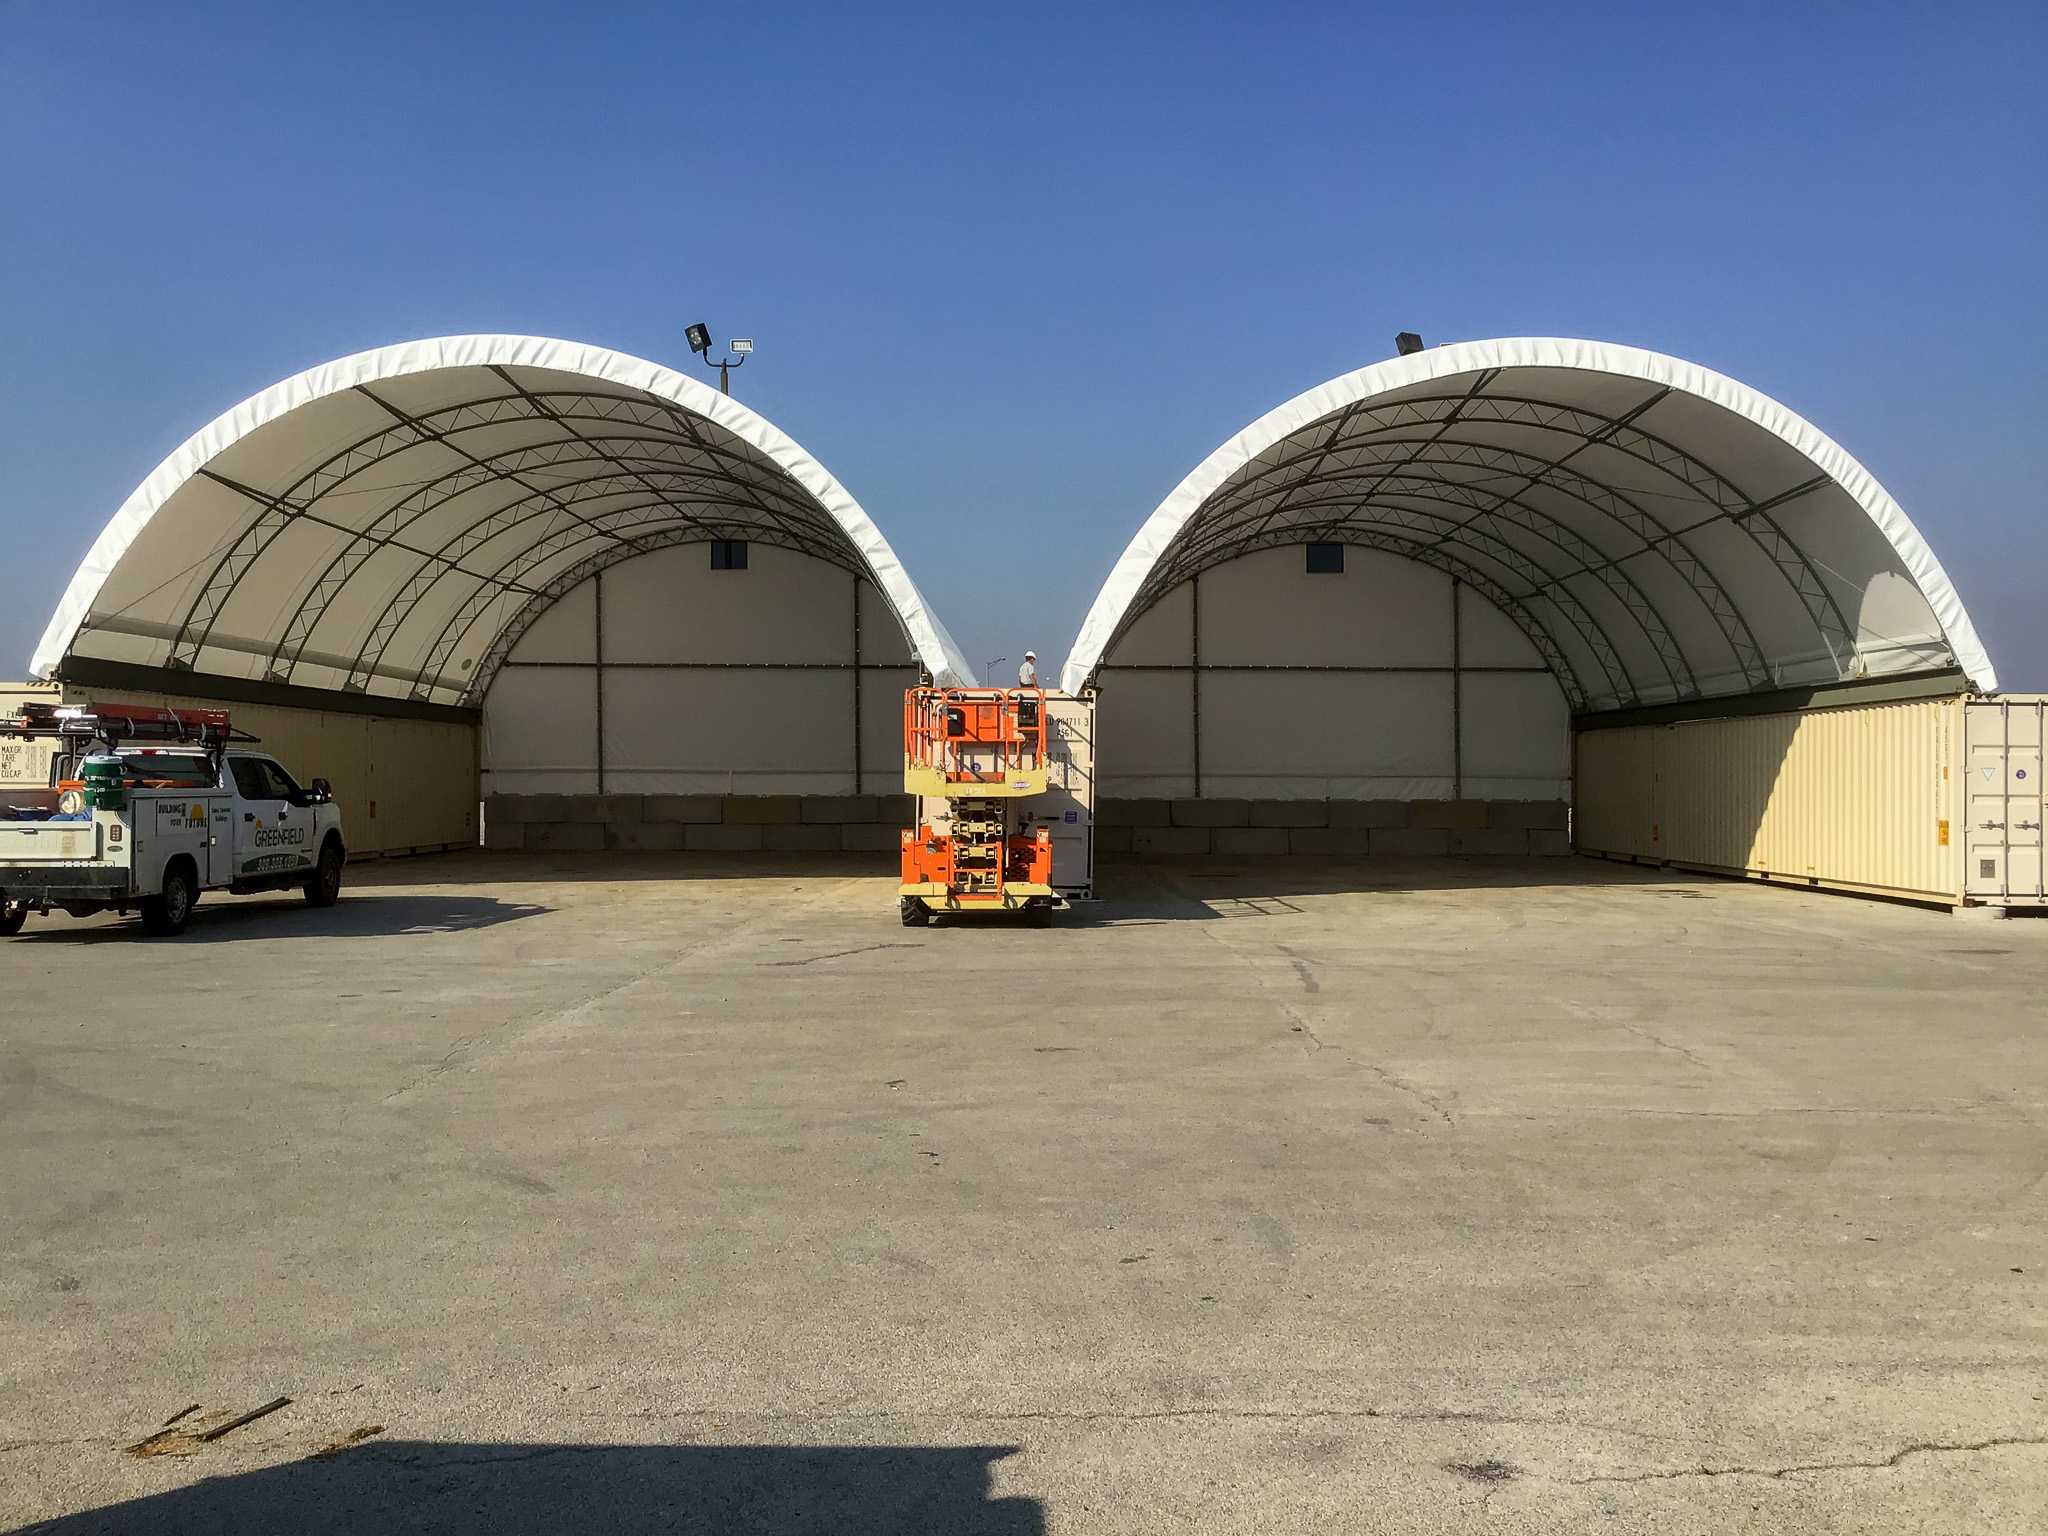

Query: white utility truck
<box><xmin>0</xmin><ymin>702</ymin><xmax>345</xmax><ymax>937</ymax></box>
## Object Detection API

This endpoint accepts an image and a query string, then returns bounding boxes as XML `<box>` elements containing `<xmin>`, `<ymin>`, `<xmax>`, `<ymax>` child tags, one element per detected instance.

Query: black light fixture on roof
<box><xmin>1395</xmin><ymin>332</ymin><xmax>1425</xmax><ymax>356</ymax></box>
<box><xmin>685</xmin><ymin>322</ymin><xmax>751</xmax><ymax>395</ymax></box>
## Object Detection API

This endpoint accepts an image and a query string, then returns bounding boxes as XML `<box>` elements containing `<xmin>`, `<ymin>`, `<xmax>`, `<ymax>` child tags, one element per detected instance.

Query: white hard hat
<box><xmin>1024</xmin><ymin>650</ymin><xmax>1036</xmax><ymax>658</ymax></box>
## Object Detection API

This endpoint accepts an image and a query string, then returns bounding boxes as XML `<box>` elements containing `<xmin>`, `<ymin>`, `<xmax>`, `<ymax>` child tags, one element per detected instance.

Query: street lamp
<box><xmin>687</xmin><ymin>322</ymin><xmax>754</xmax><ymax>395</ymax></box>
<box><xmin>984</xmin><ymin>657</ymin><xmax>1007</xmax><ymax>688</ymax></box>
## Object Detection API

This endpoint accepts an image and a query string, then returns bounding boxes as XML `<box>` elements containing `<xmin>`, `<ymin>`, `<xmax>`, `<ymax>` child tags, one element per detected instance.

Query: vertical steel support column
<box><xmin>1451</xmin><ymin>577</ymin><xmax>1464</xmax><ymax>801</ymax></box>
<box><xmin>852</xmin><ymin>573</ymin><xmax>864</xmax><ymax>795</ymax></box>
<box><xmin>1190</xmin><ymin>574</ymin><xmax>1203</xmax><ymax>798</ymax></box>
<box><xmin>593</xmin><ymin>569</ymin><xmax>606</xmax><ymax>796</ymax></box>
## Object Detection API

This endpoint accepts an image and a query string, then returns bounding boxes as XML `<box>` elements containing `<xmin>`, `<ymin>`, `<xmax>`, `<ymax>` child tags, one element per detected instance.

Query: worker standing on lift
<box><xmin>1018</xmin><ymin>651</ymin><xmax>1038</xmax><ymax>687</ymax></box>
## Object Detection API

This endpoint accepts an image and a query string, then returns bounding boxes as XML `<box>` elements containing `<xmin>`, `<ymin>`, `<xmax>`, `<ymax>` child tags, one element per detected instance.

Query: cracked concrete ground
<box><xmin>3</xmin><ymin>851</ymin><xmax>2045</xmax><ymax>1534</ymax></box>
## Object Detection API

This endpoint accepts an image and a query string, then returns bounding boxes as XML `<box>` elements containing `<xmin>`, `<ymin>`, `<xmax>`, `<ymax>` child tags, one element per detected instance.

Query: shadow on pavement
<box><xmin>17</xmin><ymin>1441</ymin><xmax>1040</xmax><ymax>1535</ymax></box>
<box><xmin>10</xmin><ymin>892</ymin><xmax>550</xmax><ymax>944</ymax></box>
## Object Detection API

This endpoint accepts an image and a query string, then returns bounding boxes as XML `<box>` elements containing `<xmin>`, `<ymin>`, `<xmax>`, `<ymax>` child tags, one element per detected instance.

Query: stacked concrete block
<box><xmin>480</xmin><ymin>790</ymin><xmax>922</xmax><ymax>855</ymax></box>
<box><xmin>1213</xmin><ymin>827</ymin><xmax>1291</xmax><ymax>857</ymax></box>
<box><xmin>1098</xmin><ymin>797</ymin><xmax>1574</xmax><ymax>858</ymax></box>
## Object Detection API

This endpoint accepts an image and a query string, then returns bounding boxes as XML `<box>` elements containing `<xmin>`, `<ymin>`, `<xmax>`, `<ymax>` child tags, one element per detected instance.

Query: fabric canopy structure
<box><xmin>32</xmin><ymin>334</ymin><xmax>974</xmax><ymax>703</ymax></box>
<box><xmin>1062</xmin><ymin>338</ymin><xmax>1997</xmax><ymax>710</ymax></box>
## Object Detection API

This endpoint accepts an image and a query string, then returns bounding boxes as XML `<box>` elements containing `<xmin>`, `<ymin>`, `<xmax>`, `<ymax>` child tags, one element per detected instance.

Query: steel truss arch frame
<box><xmin>1062</xmin><ymin>338</ymin><xmax>1996</xmax><ymax>697</ymax></box>
<box><xmin>332</xmin><ymin>462</ymin><xmax>836</xmax><ymax>692</ymax></box>
<box><xmin>268</xmin><ymin>438</ymin><xmax>850</xmax><ymax>685</ymax></box>
<box><xmin>35</xmin><ymin>335</ymin><xmax>973</xmax><ymax>690</ymax></box>
<box><xmin>1186</xmin><ymin>393</ymin><xmax>1822</xmax><ymax>683</ymax></box>
<box><xmin>184</xmin><ymin>387</ymin><xmax>841</xmax><ymax>674</ymax></box>
<box><xmin>1152</xmin><ymin>469</ymin><xmax>1705</xmax><ymax>700</ymax></box>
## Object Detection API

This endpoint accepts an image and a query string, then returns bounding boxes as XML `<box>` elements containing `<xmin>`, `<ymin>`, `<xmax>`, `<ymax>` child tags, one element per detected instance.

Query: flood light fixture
<box><xmin>1395</xmin><ymin>332</ymin><xmax>1425</xmax><ymax>356</ymax></box>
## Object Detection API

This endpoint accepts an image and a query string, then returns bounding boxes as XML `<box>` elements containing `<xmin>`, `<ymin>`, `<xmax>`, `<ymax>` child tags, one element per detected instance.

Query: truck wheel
<box><xmin>140</xmin><ymin>863</ymin><xmax>196</xmax><ymax>936</ymax></box>
<box><xmin>0</xmin><ymin>904</ymin><xmax>25</xmax><ymax>937</ymax></box>
<box><xmin>899</xmin><ymin>897</ymin><xmax>933</xmax><ymax>927</ymax></box>
<box><xmin>304</xmin><ymin>842</ymin><xmax>343</xmax><ymax>908</ymax></box>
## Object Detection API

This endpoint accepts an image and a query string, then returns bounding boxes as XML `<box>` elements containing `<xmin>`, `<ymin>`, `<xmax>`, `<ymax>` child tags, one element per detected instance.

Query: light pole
<box><xmin>984</xmin><ymin>658</ymin><xmax>1007</xmax><ymax>688</ymax></box>
<box><xmin>686</xmin><ymin>323</ymin><xmax>754</xmax><ymax>394</ymax></box>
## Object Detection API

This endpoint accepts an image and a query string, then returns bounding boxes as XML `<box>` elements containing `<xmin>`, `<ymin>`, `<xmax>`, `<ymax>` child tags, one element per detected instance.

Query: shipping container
<box><xmin>41</xmin><ymin>684</ymin><xmax>478</xmax><ymax>858</ymax></box>
<box><xmin>1575</xmin><ymin>695</ymin><xmax>2045</xmax><ymax>910</ymax></box>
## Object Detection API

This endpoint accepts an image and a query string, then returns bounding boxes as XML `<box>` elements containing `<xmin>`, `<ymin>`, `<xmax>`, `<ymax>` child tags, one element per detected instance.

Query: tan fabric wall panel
<box><xmin>602</xmin><ymin>669</ymin><xmax>854</xmax><ymax>793</ymax></box>
<box><xmin>1096</xmin><ymin>671</ymin><xmax>1196</xmax><ymax>798</ymax></box>
<box><xmin>1095</xmin><ymin>547</ymin><xmax>1568</xmax><ymax>801</ymax></box>
<box><xmin>1200</xmin><ymin>547</ymin><xmax>1453</xmax><ymax>667</ymax></box>
<box><xmin>481</xmin><ymin>667</ymin><xmax>598</xmax><ymax>792</ymax></box>
<box><xmin>1199</xmin><ymin>671</ymin><xmax>1455</xmax><ymax>800</ymax></box>
<box><xmin>1460</xmin><ymin>672</ymin><xmax>1571</xmax><ymax>800</ymax></box>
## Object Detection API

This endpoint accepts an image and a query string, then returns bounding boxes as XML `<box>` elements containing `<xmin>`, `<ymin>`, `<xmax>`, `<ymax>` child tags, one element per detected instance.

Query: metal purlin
<box><xmin>264</xmin><ymin>422</ymin><xmax>837</xmax><ymax>685</ymax></box>
<box><xmin>1097</xmin><ymin>380</ymin><xmax>1857</xmax><ymax>704</ymax></box>
<box><xmin>166</xmin><ymin>386</ymin><xmax>850</xmax><ymax>681</ymax></box>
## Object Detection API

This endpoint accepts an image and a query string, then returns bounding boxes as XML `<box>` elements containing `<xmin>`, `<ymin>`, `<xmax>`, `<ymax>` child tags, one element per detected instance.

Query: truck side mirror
<box><xmin>311</xmin><ymin>777</ymin><xmax>333</xmax><ymax>803</ymax></box>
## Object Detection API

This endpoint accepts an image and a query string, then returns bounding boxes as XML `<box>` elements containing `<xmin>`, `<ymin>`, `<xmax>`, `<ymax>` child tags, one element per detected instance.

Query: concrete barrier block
<box><xmin>876</xmin><ymin>794</ymin><xmax>916</xmax><ymax>826</ymax></box>
<box><xmin>685</xmin><ymin>823</ymin><xmax>765</xmax><ymax>851</ymax></box>
<box><xmin>607</xmin><ymin>822</ymin><xmax>686</xmax><ymax>850</ymax></box>
<box><xmin>1289</xmin><ymin>828</ymin><xmax>1374</xmax><ymax>856</ymax></box>
<box><xmin>723</xmin><ymin>796</ymin><xmax>801</xmax><ymax>825</ymax></box>
<box><xmin>1099</xmin><ymin>798</ymin><xmax>1172</xmax><ymax>827</ymax></box>
<box><xmin>801</xmin><ymin>796</ymin><xmax>878</xmax><ymax>824</ymax></box>
<box><xmin>480</xmin><ymin>819</ymin><xmax>526</xmax><ymax>851</ymax></box>
<box><xmin>1450</xmin><ymin>828</ymin><xmax>1530</xmax><ymax>856</ymax></box>
<box><xmin>1371</xmin><ymin>827</ymin><xmax>1451</xmax><ymax>856</ymax></box>
<box><xmin>1133</xmin><ymin>826</ymin><xmax>1211</xmax><ymax>856</ymax></box>
<box><xmin>1327</xmin><ymin>800</ymin><xmax>1408</xmax><ymax>828</ymax></box>
<box><xmin>1093</xmin><ymin>824</ymin><xmax>1133</xmax><ymax>854</ymax></box>
<box><xmin>643</xmin><ymin>795</ymin><xmax>724</xmax><ymax>824</ymax></box>
<box><xmin>524</xmin><ymin>822</ymin><xmax>605</xmax><ymax>852</ymax></box>
<box><xmin>1487</xmin><ymin>799</ymin><xmax>1571</xmax><ymax>831</ymax></box>
<box><xmin>490</xmin><ymin>793</ymin><xmax>565</xmax><ymax>824</ymax></box>
<box><xmin>1528</xmin><ymin>829</ymin><xmax>1574</xmax><ymax>856</ymax></box>
<box><xmin>566</xmin><ymin>794</ymin><xmax>641</xmax><ymax>824</ymax></box>
<box><xmin>765</xmin><ymin>824</ymin><xmax>842</xmax><ymax>851</ymax></box>
<box><xmin>840</xmin><ymin>823</ymin><xmax>908</xmax><ymax>852</ymax></box>
<box><xmin>1214</xmin><ymin>827</ymin><xmax>1291</xmax><ymax>856</ymax></box>
<box><xmin>1171</xmin><ymin>798</ymin><xmax>1249</xmax><ymax>828</ymax></box>
<box><xmin>1250</xmin><ymin>799</ymin><xmax>1329</xmax><ymax>828</ymax></box>
<box><xmin>1409</xmin><ymin>799</ymin><xmax>1488</xmax><ymax>829</ymax></box>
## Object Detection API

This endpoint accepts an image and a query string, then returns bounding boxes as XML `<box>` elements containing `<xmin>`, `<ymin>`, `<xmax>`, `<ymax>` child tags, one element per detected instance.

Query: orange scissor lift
<box><xmin>898</xmin><ymin>687</ymin><xmax>1058</xmax><ymax>926</ymax></box>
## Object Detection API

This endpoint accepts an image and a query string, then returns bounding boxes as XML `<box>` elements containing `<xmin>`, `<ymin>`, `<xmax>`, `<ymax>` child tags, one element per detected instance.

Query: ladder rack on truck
<box><xmin>1</xmin><ymin>702</ymin><xmax>346</xmax><ymax>937</ymax></box>
<box><xmin>897</xmin><ymin>685</ymin><xmax>1096</xmax><ymax>927</ymax></box>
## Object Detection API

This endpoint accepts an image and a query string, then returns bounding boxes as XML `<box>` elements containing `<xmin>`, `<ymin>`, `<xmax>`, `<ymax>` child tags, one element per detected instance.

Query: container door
<box><xmin>1963</xmin><ymin>702</ymin><xmax>2044</xmax><ymax>900</ymax></box>
<box><xmin>2002</xmin><ymin>702</ymin><xmax>2043</xmax><ymax>898</ymax></box>
<box><xmin>1039</xmin><ymin>697</ymin><xmax>1095</xmax><ymax>896</ymax></box>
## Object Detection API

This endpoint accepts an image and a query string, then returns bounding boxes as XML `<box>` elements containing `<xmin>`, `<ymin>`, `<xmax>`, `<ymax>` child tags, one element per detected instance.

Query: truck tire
<box><xmin>899</xmin><ymin>897</ymin><xmax>933</xmax><ymax>927</ymax></box>
<box><xmin>304</xmin><ymin>841</ymin><xmax>343</xmax><ymax>908</ymax></box>
<box><xmin>140</xmin><ymin>861</ymin><xmax>197</xmax><ymax>937</ymax></box>
<box><xmin>0</xmin><ymin>904</ymin><xmax>25</xmax><ymax>937</ymax></box>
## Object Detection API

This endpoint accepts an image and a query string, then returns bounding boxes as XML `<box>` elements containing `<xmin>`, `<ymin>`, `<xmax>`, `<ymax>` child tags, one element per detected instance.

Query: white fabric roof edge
<box><xmin>1060</xmin><ymin>337</ymin><xmax>1998</xmax><ymax>697</ymax></box>
<box><xmin>31</xmin><ymin>333</ymin><xmax>976</xmax><ymax>688</ymax></box>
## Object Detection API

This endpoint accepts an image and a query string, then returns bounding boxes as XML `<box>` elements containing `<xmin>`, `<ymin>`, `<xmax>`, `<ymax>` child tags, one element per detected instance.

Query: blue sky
<box><xmin>3</xmin><ymin>1</ymin><xmax>2042</xmax><ymax>686</ymax></box>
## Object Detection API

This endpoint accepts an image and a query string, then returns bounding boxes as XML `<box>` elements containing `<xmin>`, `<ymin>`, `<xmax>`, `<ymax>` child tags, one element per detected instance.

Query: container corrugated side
<box><xmin>1576</xmin><ymin>698</ymin><xmax>1961</xmax><ymax>904</ymax></box>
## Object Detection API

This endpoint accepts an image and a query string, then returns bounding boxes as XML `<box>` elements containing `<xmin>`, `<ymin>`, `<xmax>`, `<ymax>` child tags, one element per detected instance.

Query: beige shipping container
<box><xmin>1</xmin><ymin>681</ymin><xmax>62</xmax><ymax>788</ymax></box>
<box><xmin>44</xmin><ymin>683</ymin><xmax>478</xmax><ymax>858</ymax></box>
<box><xmin>1575</xmin><ymin>695</ymin><xmax>2046</xmax><ymax>910</ymax></box>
